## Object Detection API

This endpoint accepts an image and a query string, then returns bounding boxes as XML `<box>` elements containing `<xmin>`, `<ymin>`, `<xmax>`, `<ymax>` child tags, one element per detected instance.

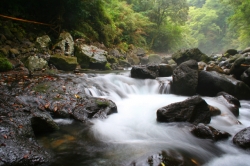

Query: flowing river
<box><xmin>39</xmin><ymin>71</ymin><xmax>250</xmax><ymax>166</ymax></box>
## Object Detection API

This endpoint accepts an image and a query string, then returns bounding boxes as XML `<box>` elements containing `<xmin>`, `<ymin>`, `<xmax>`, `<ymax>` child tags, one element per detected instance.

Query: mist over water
<box><xmin>47</xmin><ymin>72</ymin><xmax>250</xmax><ymax>166</ymax></box>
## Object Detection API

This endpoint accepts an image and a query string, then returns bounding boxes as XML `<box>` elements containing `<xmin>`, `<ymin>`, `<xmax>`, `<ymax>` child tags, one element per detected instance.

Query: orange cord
<box><xmin>0</xmin><ymin>14</ymin><xmax>52</xmax><ymax>26</ymax></box>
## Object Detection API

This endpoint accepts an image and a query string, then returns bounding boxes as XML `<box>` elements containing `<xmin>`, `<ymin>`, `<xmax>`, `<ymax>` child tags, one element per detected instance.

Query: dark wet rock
<box><xmin>72</xmin><ymin>98</ymin><xmax>118</xmax><ymax>122</ymax></box>
<box><xmin>75</xmin><ymin>44</ymin><xmax>108</xmax><ymax>69</ymax></box>
<box><xmin>0</xmin><ymin>93</ymin><xmax>51</xmax><ymax>166</ymax></box>
<box><xmin>224</xmin><ymin>49</ymin><xmax>238</xmax><ymax>56</ymax></box>
<box><xmin>159</xmin><ymin>64</ymin><xmax>173</xmax><ymax>77</ymax></box>
<box><xmin>31</xmin><ymin>111</ymin><xmax>59</xmax><ymax>136</ymax></box>
<box><xmin>230</xmin><ymin>57</ymin><xmax>250</xmax><ymax>79</ymax></box>
<box><xmin>197</xmin><ymin>71</ymin><xmax>250</xmax><ymax>100</ymax></box>
<box><xmin>241</xmin><ymin>67</ymin><xmax>250</xmax><ymax>87</ymax></box>
<box><xmin>217</xmin><ymin>92</ymin><xmax>241</xmax><ymax>108</ymax></box>
<box><xmin>157</xmin><ymin>96</ymin><xmax>211</xmax><ymax>124</ymax></box>
<box><xmin>208</xmin><ymin>105</ymin><xmax>221</xmax><ymax>116</ymax></box>
<box><xmin>233</xmin><ymin>127</ymin><xmax>250</xmax><ymax>149</ymax></box>
<box><xmin>49</xmin><ymin>54</ymin><xmax>78</xmax><ymax>71</ymax></box>
<box><xmin>131</xmin><ymin>66</ymin><xmax>159</xmax><ymax>79</ymax></box>
<box><xmin>171</xmin><ymin>60</ymin><xmax>198</xmax><ymax>96</ymax></box>
<box><xmin>191</xmin><ymin>123</ymin><xmax>231</xmax><ymax>141</ymax></box>
<box><xmin>172</xmin><ymin>48</ymin><xmax>210</xmax><ymax>65</ymax></box>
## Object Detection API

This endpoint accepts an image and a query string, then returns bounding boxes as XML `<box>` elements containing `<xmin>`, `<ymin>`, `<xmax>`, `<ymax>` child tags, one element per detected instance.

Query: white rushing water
<box><xmin>83</xmin><ymin>73</ymin><xmax>250</xmax><ymax>165</ymax></box>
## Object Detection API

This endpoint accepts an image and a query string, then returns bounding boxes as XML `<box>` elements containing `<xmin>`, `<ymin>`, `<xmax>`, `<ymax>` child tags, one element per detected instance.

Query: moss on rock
<box><xmin>49</xmin><ymin>54</ymin><xmax>78</xmax><ymax>71</ymax></box>
<box><xmin>0</xmin><ymin>56</ymin><xmax>12</xmax><ymax>72</ymax></box>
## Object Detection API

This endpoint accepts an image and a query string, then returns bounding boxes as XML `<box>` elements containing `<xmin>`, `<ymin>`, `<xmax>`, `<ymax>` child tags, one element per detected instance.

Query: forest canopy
<box><xmin>0</xmin><ymin>0</ymin><xmax>249</xmax><ymax>54</ymax></box>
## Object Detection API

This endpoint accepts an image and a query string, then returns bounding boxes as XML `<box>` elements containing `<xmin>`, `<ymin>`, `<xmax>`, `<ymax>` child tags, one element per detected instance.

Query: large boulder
<box><xmin>75</xmin><ymin>44</ymin><xmax>108</xmax><ymax>69</ymax></box>
<box><xmin>191</xmin><ymin>123</ymin><xmax>230</xmax><ymax>141</ymax></box>
<box><xmin>157</xmin><ymin>96</ymin><xmax>211</xmax><ymax>124</ymax></box>
<box><xmin>172</xmin><ymin>48</ymin><xmax>210</xmax><ymax>65</ymax></box>
<box><xmin>131</xmin><ymin>65</ymin><xmax>159</xmax><ymax>79</ymax></box>
<box><xmin>223</xmin><ymin>49</ymin><xmax>238</xmax><ymax>57</ymax></box>
<box><xmin>49</xmin><ymin>54</ymin><xmax>78</xmax><ymax>71</ymax></box>
<box><xmin>159</xmin><ymin>64</ymin><xmax>173</xmax><ymax>77</ymax></box>
<box><xmin>230</xmin><ymin>57</ymin><xmax>250</xmax><ymax>79</ymax></box>
<box><xmin>233</xmin><ymin>127</ymin><xmax>250</xmax><ymax>149</ymax></box>
<box><xmin>27</xmin><ymin>55</ymin><xmax>48</xmax><ymax>71</ymax></box>
<box><xmin>171</xmin><ymin>60</ymin><xmax>198</xmax><ymax>96</ymax></box>
<box><xmin>197</xmin><ymin>71</ymin><xmax>250</xmax><ymax>99</ymax></box>
<box><xmin>72</xmin><ymin>98</ymin><xmax>118</xmax><ymax>122</ymax></box>
<box><xmin>53</xmin><ymin>31</ymin><xmax>74</xmax><ymax>55</ymax></box>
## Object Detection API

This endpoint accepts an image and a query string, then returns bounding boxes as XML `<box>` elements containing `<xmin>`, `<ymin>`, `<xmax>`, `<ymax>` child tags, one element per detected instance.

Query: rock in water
<box><xmin>191</xmin><ymin>123</ymin><xmax>230</xmax><ymax>141</ymax></box>
<box><xmin>233</xmin><ymin>127</ymin><xmax>250</xmax><ymax>149</ymax></box>
<box><xmin>171</xmin><ymin>60</ymin><xmax>198</xmax><ymax>96</ymax></box>
<box><xmin>157</xmin><ymin>96</ymin><xmax>211</xmax><ymax>124</ymax></box>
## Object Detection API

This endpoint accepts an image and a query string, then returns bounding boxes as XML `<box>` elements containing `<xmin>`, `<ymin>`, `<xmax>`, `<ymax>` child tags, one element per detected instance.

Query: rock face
<box><xmin>171</xmin><ymin>60</ymin><xmax>198</xmax><ymax>96</ymax></box>
<box><xmin>75</xmin><ymin>44</ymin><xmax>107</xmax><ymax>69</ymax></box>
<box><xmin>49</xmin><ymin>54</ymin><xmax>78</xmax><ymax>71</ymax></box>
<box><xmin>191</xmin><ymin>123</ymin><xmax>230</xmax><ymax>141</ymax></box>
<box><xmin>233</xmin><ymin>127</ymin><xmax>250</xmax><ymax>149</ymax></box>
<box><xmin>172</xmin><ymin>48</ymin><xmax>210</xmax><ymax>65</ymax></box>
<box><xmin>27</xmin><ymin>55</ymin><xmax>48</xmax><ymax>71</ymax></box>
<box><xmin>53</xmin><ymin>32</ymin><xmax>74</xmax><ymax>55</ymax></box>
<box><xmin>157</xmin><ymin>96</ymin><xmax>211</xmax><ymax>124</ymax></box>
<box><xmin>197</xmin><ymin>71</ymin><xmax>250</xmax><ymax>100</ymax></box>
<box><xmin>0</xmin><ymin>94</ymin><xmax>51</xmax><ymax>166</ymax></box>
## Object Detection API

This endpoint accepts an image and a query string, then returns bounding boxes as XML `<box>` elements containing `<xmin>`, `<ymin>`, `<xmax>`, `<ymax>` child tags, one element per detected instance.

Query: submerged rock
<box><xmin>191</xmin><ymin>123</ymin><xmax>231</xmax><ymax>141</ymax></box>
<box><xmin>217</xmin><ymin>92</ymin><xmax>240</xmax><ymax>116</ymax></box>
<box><xmin>157</xmin><ymin>96</ymin><xmax>211</xmax><ymax>124</ymax></box>
<box><xmin>233</xmin><ymin>127</ymin><xmax>250</xmax><ymax>149</ymax></box>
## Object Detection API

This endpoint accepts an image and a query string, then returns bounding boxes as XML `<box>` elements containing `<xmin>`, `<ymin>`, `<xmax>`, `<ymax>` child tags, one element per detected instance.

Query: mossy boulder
<box><xmin>148</xmin><ymin>54</ymin><xmax>162</xmax><ymax>64</ymax></box>
<box><xmin>26</xmin><ymin>55</ymin><xmax>48</xmax><ymax>72</ymax></box>
<box><xmin>172</xmin><ymin>48</ymin><xmax>210</xmax><ymax>65</ymax></box>
<box><xmin>75</xmin><ymin>44</ymin><xmax>107</xmax><ymax>69</ymax></box>
<box><xmin>49</xmin><ymin>54</ymin><xmax>78</xmax><ymax>71</ymax></box>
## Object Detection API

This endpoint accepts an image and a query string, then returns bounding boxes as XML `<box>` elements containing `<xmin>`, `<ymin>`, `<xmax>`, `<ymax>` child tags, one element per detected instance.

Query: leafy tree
<box><xmin>222</xmin><ymin>0</ymin><xmax>250</xmax><ymax>49</ymax></box>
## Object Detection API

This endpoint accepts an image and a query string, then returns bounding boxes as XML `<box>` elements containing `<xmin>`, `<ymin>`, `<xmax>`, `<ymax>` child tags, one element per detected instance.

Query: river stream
<box><xmin>39</xmin><ymin>71</ymin><xmax>250</xmax><ymax>166</ymax></box>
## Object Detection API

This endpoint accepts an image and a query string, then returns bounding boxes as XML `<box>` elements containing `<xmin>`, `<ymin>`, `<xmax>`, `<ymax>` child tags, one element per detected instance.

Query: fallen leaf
<box><xmin>9</xmin><ymin>118</ymin><xmax>13</xmax><ymax>122</ymax></box>
<box><xmin>3</xmin><ymin>135</ymin><xmax>7</xmax><ymax>139</ymax></box>
<box><xmin>18</xmin><ymin>125</ymin><xmax>23</xmax><ymax>129</ymax></box>
<box><xmin>54</xmin><ymin>106</ymin><xmax>58</xmax><ymax>112</ymax></box>
<box><xmin>44</xmin><ymin>103</ymin><xmax>50</xmax><ymax>109</ymax></box>
<box><xmin>23</xmin><ymin>154</ymin><xmax>29</xmax><ymax>159</ymax></box>
<box><xmin>1</xmin><ymin>143</ymin><xmax>6</xmax><ymax>146</ymax></box>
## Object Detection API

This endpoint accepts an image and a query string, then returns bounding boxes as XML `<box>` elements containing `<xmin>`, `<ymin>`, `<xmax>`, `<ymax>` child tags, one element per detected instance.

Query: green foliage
<box><xmin>0</xmin><ymin>56</ymin><xmax>12</xmax><ymax>72</ymax></box>
<box><xmin>222</xmin><ymin>0</ymin><xmax>250</xmax><ymax>49</ymax></box>
<box><xmin>185</xmin><ymin>0</ymin><xmax>234</xmax><ymax>54</ymax></box>
<box><xmin>105</xmin><ymin>63</ymin><xmax>112</xmax><ymax>70</ymax></box>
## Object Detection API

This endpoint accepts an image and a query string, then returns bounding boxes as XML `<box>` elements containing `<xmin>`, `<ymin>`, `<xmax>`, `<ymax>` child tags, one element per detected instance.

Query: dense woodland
<box><xmin>0</xmin><ymin>0</ymin><xmax>249</xmax><ymax>54</ymax></box>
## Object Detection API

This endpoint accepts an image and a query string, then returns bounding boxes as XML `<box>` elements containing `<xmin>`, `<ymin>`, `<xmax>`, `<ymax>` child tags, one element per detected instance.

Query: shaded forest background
<box><xmin>0</xmin><ymin>0</ymin><xmax>249</xmax><ymax>54</ymax></box>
